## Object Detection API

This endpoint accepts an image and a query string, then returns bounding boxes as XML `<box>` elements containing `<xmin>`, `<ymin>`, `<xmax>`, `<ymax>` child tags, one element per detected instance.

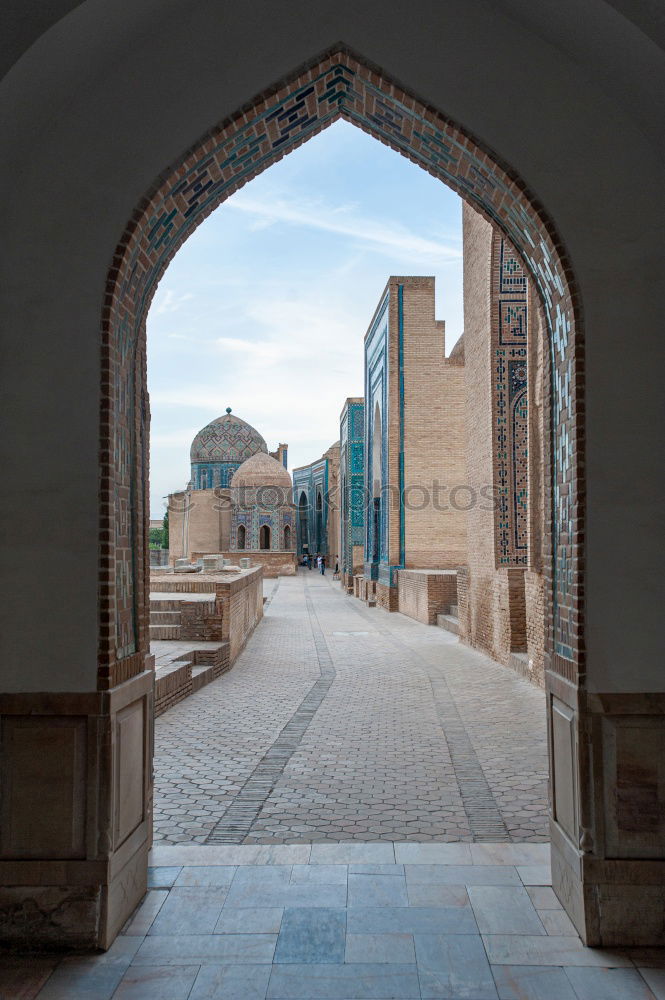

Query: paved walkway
<box><xmin>10</xmin><ymin>843</ymin><xmax>663</xmax><ymax>999</ymax></box>
<box><xmin>153</xmin><ymin>572</ymin><xmax>548</xmax><ymax>845</ymax></box>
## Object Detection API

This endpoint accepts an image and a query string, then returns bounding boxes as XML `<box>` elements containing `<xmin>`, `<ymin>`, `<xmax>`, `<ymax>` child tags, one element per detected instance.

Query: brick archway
<box><xmin>101</xmin><ymin>46</ymin><xmax>583</xmax><ymax>693</ymax></box>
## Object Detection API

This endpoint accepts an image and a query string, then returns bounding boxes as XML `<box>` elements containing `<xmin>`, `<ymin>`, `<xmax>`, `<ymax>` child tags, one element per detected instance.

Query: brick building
<box><xmin>292</xmin><ymin>442</ymin><xmax>340</xmax><ymax>565</ymax></box>
<box><xmin>361</xmin><ymin>276</ymin><xmax>467</xmax><ymax>611</ymax></box>
<box><xmin>339</xmin><ymin>397</ymin><xmax>365</xmax><ymax>591</ymax></box>
<box><xmin>167</xmin><ymin>409</ymin><xmax>296</xmax><ymax>577</ymax></box>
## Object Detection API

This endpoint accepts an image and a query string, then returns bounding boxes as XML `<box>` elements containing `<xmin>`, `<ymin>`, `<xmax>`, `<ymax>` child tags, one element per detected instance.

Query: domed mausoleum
<box><xmin>166</xmin><ymin>409</ymin><xmax>295</xmax><ymax>576</ymax></box>
<box><xmin>231</xmin><ymin>453</ymin><xmax>296</xmax><ymax>558</ymax></box>
<box><xmin>190</xmin><ymin>407</ymin><xmax>268</xmax><ymax>489</ymax></box>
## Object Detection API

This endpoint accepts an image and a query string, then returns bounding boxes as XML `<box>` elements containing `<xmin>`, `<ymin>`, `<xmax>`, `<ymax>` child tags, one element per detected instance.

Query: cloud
<box><xmin>153</xmin><ymin>289</ymin><xmax>194</xmax><ymax>315</ymax></box>
<box><xmin>226</xmin><ymin>193</ymin><xmax>461</xmax><ymax>265</ymax></box>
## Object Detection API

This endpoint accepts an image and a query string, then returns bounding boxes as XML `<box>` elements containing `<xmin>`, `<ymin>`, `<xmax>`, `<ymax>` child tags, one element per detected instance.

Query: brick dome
<box><xmin>230</xmin><ymin>452</ymin><xmax>292</xmax><ymax>489</ymax></box>
<box><xmin>190</xmin><ymin>409</ymin><xmax>267</xmax><ymax>464</ymax></box>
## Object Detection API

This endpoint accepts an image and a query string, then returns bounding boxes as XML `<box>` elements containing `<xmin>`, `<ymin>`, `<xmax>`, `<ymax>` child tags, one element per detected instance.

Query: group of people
<box><xmin>301</xmin><ymin>552</ymin><xmax>340</xmax><ymax>578</ymax></box>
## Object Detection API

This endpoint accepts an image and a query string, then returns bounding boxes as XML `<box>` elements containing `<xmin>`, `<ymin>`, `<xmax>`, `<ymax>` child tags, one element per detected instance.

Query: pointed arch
<box><xmin>101</xmin><ymin>46</ymin><xmax>583</xmax><ymax>691</ymax></box>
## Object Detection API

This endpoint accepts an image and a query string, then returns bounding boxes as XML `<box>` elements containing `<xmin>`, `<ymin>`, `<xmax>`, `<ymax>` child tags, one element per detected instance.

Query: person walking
<box><xmin>333</xmin><ymin>556</ymin><xmax>340</xmax><ymax>580</ymax></box>
<box><xmin>319</xmin><ymin>555</ymin><xmax>326</xmax><ymax>575</ymax></box>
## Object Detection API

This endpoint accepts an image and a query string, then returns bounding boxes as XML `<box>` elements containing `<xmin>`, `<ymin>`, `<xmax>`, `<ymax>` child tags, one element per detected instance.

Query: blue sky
<box><xmin>147</xmin><ymin>119</ymin><xmax>463</xmax><ymax>517</ymax></box>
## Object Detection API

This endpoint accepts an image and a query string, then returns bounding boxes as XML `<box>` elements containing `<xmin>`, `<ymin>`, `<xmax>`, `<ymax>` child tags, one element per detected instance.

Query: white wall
<box><xmin>1</xmin><ymin>0</ymin><xmax>663</xmax><ymax>690</ymax></box>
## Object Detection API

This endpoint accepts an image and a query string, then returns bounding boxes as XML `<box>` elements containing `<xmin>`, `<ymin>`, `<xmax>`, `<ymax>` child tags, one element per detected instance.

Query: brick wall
<box><xmin>376</xmin><ymin>581</ymin><xmax>398</xmax><ymax>611</ymax></box>
<box><xmin>461</xmin><ymin>204</ymin><xmax>546</xmax><ymax>682</ymax></box>
<box><xmin>397</xmin><ymin>569</ymin><xmax>458</xmax><ymax>625</ymax></box>
<box><xmin>224</xmin><ymin>551</ymin><xmax>297</xmax><ymax>578</ymax></box>
<box><xmin>401</xmin><ymin>278</ymin><xmax>467</xmax><ymax>569</ymax></box>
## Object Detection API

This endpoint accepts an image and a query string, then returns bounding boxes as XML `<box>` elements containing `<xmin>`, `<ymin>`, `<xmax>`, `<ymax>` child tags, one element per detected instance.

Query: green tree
<box><xmin>149</xmin><ymin>526</ymin><xmax>164</xmax><ymax>549</ymax></box>
<box><xmin>162</xmin><ymin>507</ymin><xmax>169</xmax><ymax>549</ymax></box>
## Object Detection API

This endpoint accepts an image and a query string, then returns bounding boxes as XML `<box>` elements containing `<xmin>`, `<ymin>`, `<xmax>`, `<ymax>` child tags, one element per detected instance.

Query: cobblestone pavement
<box><xmin>153</xmin><ymin>572</ymin><xmax>549</xmax><ymax>845</ymax></box>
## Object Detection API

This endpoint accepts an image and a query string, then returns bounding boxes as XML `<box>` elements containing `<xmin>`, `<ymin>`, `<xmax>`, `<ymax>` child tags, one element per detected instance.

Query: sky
<box><xmin>147</xmin><ymin>119</ymin><xmax>463</xmax><ymax>518</ymax></box>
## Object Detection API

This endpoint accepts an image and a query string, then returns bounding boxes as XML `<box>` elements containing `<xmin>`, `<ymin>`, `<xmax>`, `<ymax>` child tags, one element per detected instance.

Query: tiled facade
<box><xmin>339</xmin><ymin>397</ymin><xmax>365</xmax><ymax>590</ymax></box>
<box><xmin>363</xmin><ymin>277</ymin><xmax>467</xmax><ymax>604</ymax></box>
<box><xmin>293</xmin><ymin>443</ymin><xmax>340</xmax><ymax>562</ymax></box>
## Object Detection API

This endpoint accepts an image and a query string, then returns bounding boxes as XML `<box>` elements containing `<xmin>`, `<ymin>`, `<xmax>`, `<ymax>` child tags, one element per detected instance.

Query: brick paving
<box><xmin>153</xmin><ymin>572</ymin><xmax>549</xmax><ymax>845</ymax></box>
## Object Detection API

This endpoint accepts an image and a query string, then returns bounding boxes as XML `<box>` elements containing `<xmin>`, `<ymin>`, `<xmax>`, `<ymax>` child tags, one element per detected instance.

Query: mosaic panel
<box><xmin>103</xmin><ymin>49</ymin><xmax>582</xmax><ymax>686</ymax></box>
<box><xmin>492</xmin><ymin>236</ymin><xmax>530</xmax><ymax>568</ymax></box>
<box><xmin>339</xmin><ymin>400</ymin><xmax>365</xmax><ymax>577</ymax></box>
<box><xmin>292</xmin><ymin>460</ymin><xmax>329</xmax><ymax>556</ymax></box>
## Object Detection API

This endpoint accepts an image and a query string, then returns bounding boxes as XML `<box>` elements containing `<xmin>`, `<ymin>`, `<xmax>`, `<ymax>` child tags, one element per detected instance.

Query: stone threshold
<box><xmin>150</xmin><ymin>840</ymin><xmax>551</xmax><ymax>870</ymax></box>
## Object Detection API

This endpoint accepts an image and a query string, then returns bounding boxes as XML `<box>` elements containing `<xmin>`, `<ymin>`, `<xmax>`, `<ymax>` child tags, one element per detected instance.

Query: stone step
<box><xmin>436</xmin><ymin>613</ymin><xmax>459</xmax><ymax>636</ymax></box>
<box><xmin>150</xmin><ymin>624</ymin><xmax>181</xmax><ymax>640</ymax></box>
<box><xmin>150</xmin><ymin>611</ymin><xmax>181</xmax><ymax>625</ymax></box>
<box><xmin>150</xmin><ymin>598</ymin><xmax>186</xmax><ymax>611</ymax></box>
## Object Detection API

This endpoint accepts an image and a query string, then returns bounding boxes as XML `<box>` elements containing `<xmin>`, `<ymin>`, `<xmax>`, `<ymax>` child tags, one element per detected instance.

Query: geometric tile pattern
<box><xmin>293</xmin><ymin>459</ymin><xmax>330</xmax><ymax>557</ymax></box>
<box><xmin>492</xmin><ymin>236</ymin><xmax>529</xmax><ymax>567</ymax></box>
<box><xmin>190</xmin><ymin>411</ymin><xmax>268</xmax><ymax>489</ymax></box>
<box><xmin>101</xmin><ymin>47</ymin><xmax>582</xmax><ymax>687</ymax></box>
<box><xmin>339</xmin><ymin>399</ymin><xmax>365</xmax><ymax>579</ymax></box>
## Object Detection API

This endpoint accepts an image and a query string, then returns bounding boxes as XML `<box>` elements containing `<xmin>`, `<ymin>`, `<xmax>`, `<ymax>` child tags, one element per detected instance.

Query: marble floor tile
<box><xmin>266</xmin><ymin>962</ymin><xmax>421</xmax><ymax>998</ymax></box>
<box><xmin>516</xmin><ymin>865</ymin><xmax>551</xmax><ymax>886</ymax></box>
<box><xmin>149</xmin><ymin>844</ymin><xmax>263</xmax><ymax>866</ymax></box>
<box><xmin>414</xmin><ymin>933</ymin><xmax>497</xmax><ymax>999</ymax></box>
<box><xmin>349</xmin><ymin>864</ymin><xmax>405</xmax><ymax>876</ymax></box>
<box><xmin>309</xmin><ymin>843</ymin><xmax>396</xmax><ymax>865</ymax></box>
<box><xmin>525</xmin><ymin>887</ymin><xmax>562</xmax><ymax>910</ymax></box>
<box><xmin>564</xmin><ymin>966</ymin><xmax>659</xmax><ymax>999</ymax></box>
<box><xmin>123</xmin><ymin>889</ymin><xmax>168</xmax><ymax>935</ymax></box>
<box><xmin>35</xmin><ymin>935</ymin><xmax>141</xmax><ymax>1000</ymax></box>
<box><xmin>254</xmin><ymin>846</ymin><xmax>312</xmax><ymax>865</ymax></box>
<box><xmin>347</xmin><ymin>873</ymin><xmax>409</xmax><ymax>907</ymax></box>
<box><xmin>348</xmin><ymin>905</ymin><xmax>478</xmax><ymax>935</ymax></box>
<box><xmin>148</xmin><ymin>886</ymin><xmax>228</xmax><ymax>935</ymax></box>
<box><xmin>491</xmin><ymin>964</ymin><xmax>577</xmax><ymax>999</ymax></box>
<box><xmin>189</xmin><ymin>963</ymin><xmax>272</xmax><ymax>1000</ymax></box>
<box><xmin>215</xmin><ymin>906</ymin><xmax>284</xmax><ymax>934</ymax></box>
<box><xmin>0</xmin><ymin>959</ymin><xmax>59</xmax><ymax>1000</ymax></box>
<box><xmin>467</xmin><ymin>886</ymin><xmax>546</xmax><ymax>935</ymax></box>
<box><xmin>290</xmin><ymin>864</ymin><xmax>348</xmax><ymax>885</ymax></box>
<box><xmin>406</xmin><ymin>883</ymin><xmax>469</xmax><ymax>907</ymax></box>
<box><xmin>395</xmin><ymin>843</ymin><xmax>472</xmax><ymax>865</ymax></box>
<box><xmin>345</xmin><ymin>932</ymin><xmax>416</xmax><ymax>964</ymax></box>
<box><xmin>133</xmin><ymin>932</ymin><xmax>277</xmax><ymax>965</ymax></box>
<box><xmin>639</xmin><ymin>968</ymin><xmax>665</xmax><ymax>1000</ymax></box>
<box><xmin>147</xmin><ymin>866</ymin><xmax>182</xmax><ymax>888</ymax></box>
<box><xmin>537</xmin><ymin>908</ymin><xmax>577</xmax><ymax>936</ymax></box>
<box><xmin>482</xmin><ymin>935</ymin><xmax>633</xmax><ymax>967</ymax></box>
<box><xmin>274</xmin><ymin>907</ymin><xmax>346</xmax><ymax>964</ymax></box>
<box><xmin>405</xmin><ymin>864</ymin><xmax>520</xmax><ymax>886</ymax></box>
<box><xmin>113</xmin><ymin>964</ymin><xmax>199</xmax><ymax>999</ymax></box>
<box><xmin>224</xmin><ymin>880</ymin><xmax>347</xmax><ymax>909</ymax></box>
<box><xmin>470</xmin><ymin>844</ymin><xmax>550</xmax><ymax>866</ymax></box>
<box><xmin>173</xmin><ymin>865</ymin><xmax>237</xmax><ymax>886</ymax></box>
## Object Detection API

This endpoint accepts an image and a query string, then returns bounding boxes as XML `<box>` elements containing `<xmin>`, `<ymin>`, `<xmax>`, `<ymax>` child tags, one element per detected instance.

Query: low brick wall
<box><xmin>150</xmin><ymin>566</ymin><xmax>263</xmax><ymax>667</ymax></box>
<box><xmin>154</xmin><ymin>641</ymin><xmax>231</xmax><ymax>717</ymax></box>
<box><xmin>224</xmin><ymin>551</ymin><xmax>297</xmax><ymax>578</ymax></box>
<box><xmin>457</xmin><ymin>565</ymin><xmax>470</xmax><ymax>640</ymax></box>
<box><xmin>375</xmin><ymin>582</ymin><xmax>398</xmax><ymax>612</ymax></box>
<box><xmin>397</xmin><ymin>569</ymin><xmax>458</xmax><ymax>625</ymax></box>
